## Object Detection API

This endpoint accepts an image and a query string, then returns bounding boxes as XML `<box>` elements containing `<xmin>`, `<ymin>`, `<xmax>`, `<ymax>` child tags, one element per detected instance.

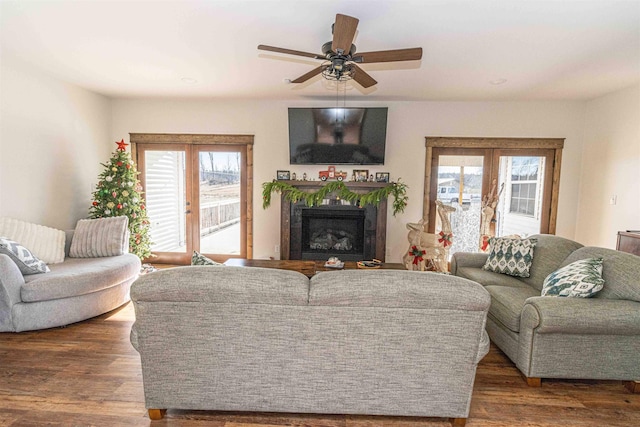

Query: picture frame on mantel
<box><xmin>276</xmin><ymin>170</ymin><xmax>290</xmax><ymax>180</ymax></box>
<box><xmin>376</xmin><ymin>172</ymin><xmax>390</xmax><ymax>183</ymax></box>
<box><xmin>353</xmin><ymin>170</ymin><xmax>369</xmax><ymax>182</ymax></box>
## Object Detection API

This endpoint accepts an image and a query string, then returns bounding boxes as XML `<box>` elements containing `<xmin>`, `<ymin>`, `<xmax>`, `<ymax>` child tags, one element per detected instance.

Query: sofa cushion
<box><xmin>0</xmin><ymin>237</ymin><xmax>50</xmax><ymax>275</ymax></box>
<box><xmin>485</xmin><ymin>285</ymin><xmax>540</xmax><ymax>332</ymax></box>
<box><xmin>131</xmin><ymin>266</ymin><xmax>309</xmax><ymax>306</ymax></box>
<box><xmin>483</xmin><ymin>237</ymin><xmax>537</xmax><ymax>277</ymax></box>
<box><xmin>454</xmin><ymin>266</ymin><xmax>530</xmax><ymax>288</ymax></box>
<box><xmin>0</xmin><ymin>217</ymin><xmax>65</xmax><ymax>264</ymax></box>
<box><xmin>561</xmin><ymin>247</ymin><xmax>640</xmax><ymax>302</ymax></box>
<box><xmin>541</xmin><ymin>257</ymin><xmax>604</xmax><ymax>298</ymax></box>
<box><xmin>520</xmin><ymin>234</ymin><xmax>584</xmax><ymax>291</ymax></box>
<box><xmin>21</xmin><ymin>254</ymin><xmax>140</xmax><ymax>302</ymax></box>
<box><xmin>310</xmin><ymin>270</ymin><xmax>490</xmax><ymax>311</ymax></box>
<box><xmin>69</xmin><ymin>216</ymin><xmax>129</xmax><ymax>258</ymax></box>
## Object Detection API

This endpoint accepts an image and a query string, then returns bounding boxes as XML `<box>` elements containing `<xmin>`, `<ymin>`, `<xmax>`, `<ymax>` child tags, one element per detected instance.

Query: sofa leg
<box><xmin>450</xmin><ymin>418</ymin><xmax>466</xmax><ymax>427</ymax></box>
<box><xmin>148</xmin><ymin>409</ymin><xmax>166</xmax><ymax>420</ymax></box>
<box><xmin>624</xmin><ymin>381</ymin><xmax>640</xmax><ymax>393</ymax></box>
<box><xmin>525</xmin><ymin>376</ymin><xmax>542</xmax><ymax>387</ymax></box>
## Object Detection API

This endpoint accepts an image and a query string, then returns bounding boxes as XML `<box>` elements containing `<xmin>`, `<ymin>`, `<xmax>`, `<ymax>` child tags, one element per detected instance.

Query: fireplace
<box><xmin>301</xmin><ymin>206</ymin><xmax>366</xmax><ymax>260</ymax></box>
<box><xmin>280</xmin><ymin>181</ymin><xmax>387</xmax><ymax>261</ymax></box>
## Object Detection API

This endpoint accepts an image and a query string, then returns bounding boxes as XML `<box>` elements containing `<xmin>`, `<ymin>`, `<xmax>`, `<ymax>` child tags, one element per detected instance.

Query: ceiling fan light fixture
<box><xmin>322</xmin><ymin>61</ymin><xmax>355</xmax><ymax>82</ymax></box>
<box><xmin>258</xmin><ymin>13</ymin><xmax>421</xmax><ymax>89</ymax></box>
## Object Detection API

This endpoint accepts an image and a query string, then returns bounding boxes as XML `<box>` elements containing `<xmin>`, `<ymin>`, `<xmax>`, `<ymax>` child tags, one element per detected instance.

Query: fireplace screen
<box><xmin>301</xmin><ymin>207</ymin><xmax>365</xmax><ymax>260</ymax></box>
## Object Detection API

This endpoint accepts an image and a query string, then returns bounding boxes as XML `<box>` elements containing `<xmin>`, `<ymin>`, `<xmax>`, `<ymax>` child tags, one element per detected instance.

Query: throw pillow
<box><xmin>0</xmin><ymin>237</ymin><xmax>50</xmax><ymax>275</ymax></box>
<box><xmin>69</xmin><ymin>216</ymin><xmax>130</xmax><ymax>258</ymax></box>
<box><xmin>482</xmin><ymin>237</ymin><xmax>538</xmax><ymax>277</ymax></box>
<box><xmin>0</xmin><ymin>217</ymin><xmax>65</xmax><ymax>264</ymax></box>
<box><xmin>541</xmin><ymin>257</ymin><xmax>605</xmax><ymax>297</ymax></box>
<box><xmin>191</xmin><ymin>251</ymin><xmax>224</xmax><ymax>266</ymax></box>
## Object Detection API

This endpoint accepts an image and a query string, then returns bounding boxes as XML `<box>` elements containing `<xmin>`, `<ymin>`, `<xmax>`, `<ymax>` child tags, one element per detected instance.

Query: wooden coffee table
<box><xmin>223</xmin><ymin>259</ymin><xmax>405</xmax><ymax>278</ymax></box>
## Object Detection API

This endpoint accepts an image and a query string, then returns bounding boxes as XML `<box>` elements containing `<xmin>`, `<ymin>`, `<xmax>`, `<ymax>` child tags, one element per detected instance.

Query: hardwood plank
<box><xmin>1</xmin><ymin>302</ymin><xmax>639</xmax><ymax>426</ymax></box>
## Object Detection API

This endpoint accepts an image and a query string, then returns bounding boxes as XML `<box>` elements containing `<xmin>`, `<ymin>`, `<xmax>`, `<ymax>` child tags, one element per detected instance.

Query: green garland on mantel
<box><xmin>262</xmin><ymin>180</ymin><xmax>408</xmax><ymax>216</ymax></box>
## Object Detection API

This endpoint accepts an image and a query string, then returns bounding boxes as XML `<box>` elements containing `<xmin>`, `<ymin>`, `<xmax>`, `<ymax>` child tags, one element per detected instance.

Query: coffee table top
<box><xmin>223</xmin><ymin>259</ymin><xmax>405</xmax><ymax>278</ymax></box>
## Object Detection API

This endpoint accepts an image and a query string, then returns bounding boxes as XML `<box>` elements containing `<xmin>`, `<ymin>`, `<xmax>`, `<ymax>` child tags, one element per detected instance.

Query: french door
<box><xmin>424</xmin><ymin>138</ymin><xmax>563</xmax><ymax>254</ymax></box>
<box><xmin>132</xmin><ymin>134</ymin><xmax>253</xmax><ymax>264</ymax></box>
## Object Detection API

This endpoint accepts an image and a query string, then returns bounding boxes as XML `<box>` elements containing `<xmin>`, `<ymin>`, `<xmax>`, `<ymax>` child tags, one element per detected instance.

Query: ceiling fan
<box><xmin>257</xmin><ymin>13</ymin><xmax>422</xmax><ymax>88</ymax></box>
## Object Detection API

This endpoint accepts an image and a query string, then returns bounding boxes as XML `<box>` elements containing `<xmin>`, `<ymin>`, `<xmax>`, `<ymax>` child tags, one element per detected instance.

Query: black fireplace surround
<box><xmin>280</xmin><ymin>182</ymin><xmax>388</xmax><ymax>261</ymax></box>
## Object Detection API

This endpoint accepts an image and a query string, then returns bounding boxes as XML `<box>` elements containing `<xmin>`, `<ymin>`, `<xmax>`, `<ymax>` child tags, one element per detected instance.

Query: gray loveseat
<box><xmin>130</xmin><ymin>267</ymin><xmax>490</xmax><ymax>426</ymax></box>
<box><xmin>0</xmin><ymin>231</ymin><xmax>140</xmax><ymax>332</ymax></box>
<box><xmin>451</xmin><ymin>234</ymin><xmax>640</xmax><ymax>389</ymax></box>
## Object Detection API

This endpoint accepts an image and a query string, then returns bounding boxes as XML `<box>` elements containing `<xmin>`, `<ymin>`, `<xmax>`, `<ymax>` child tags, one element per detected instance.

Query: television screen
<box><xmin>288</xmin><ymin>107</ymin><xmax>387</xmax><ymax>165</ymax></box>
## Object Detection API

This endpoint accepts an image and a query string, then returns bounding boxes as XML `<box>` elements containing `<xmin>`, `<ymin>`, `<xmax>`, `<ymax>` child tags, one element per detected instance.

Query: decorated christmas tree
<box><xmin>89</xmin><ymin>139</ymin><xmax>152</xmax><ymax>260</ymax></box>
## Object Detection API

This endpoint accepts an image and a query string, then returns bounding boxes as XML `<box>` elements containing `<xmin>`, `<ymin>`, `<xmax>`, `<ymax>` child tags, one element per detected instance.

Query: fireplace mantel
<box><xmin>279</xmin><ymin>180</ymin><xmax>388</xmax><ymax>261</ymax></box>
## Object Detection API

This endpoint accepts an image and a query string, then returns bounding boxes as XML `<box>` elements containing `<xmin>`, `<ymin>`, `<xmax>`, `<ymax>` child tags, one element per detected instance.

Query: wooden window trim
<box><xmin>424</xmin><ymin>137</ymin><xmax>564</xmax><ymax>235</ymax></box>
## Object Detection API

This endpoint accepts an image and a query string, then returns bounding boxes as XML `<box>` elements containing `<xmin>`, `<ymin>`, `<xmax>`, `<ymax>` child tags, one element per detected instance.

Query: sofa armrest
<box><xmin>450</xmin><ymin>252</ymin><xmax>489</xmax><ymax>275</ymax></box>
<box><xmin>476</xmin><ymin>330</ymin><xmax>490</xmax><ymax>363</ymax></box>
<box><xmin>0</xmin><ymin>254</ymin><xmax>25</xmax><ymax>331</ymax></box>
<box><xmin>521</xmin><ymin>296</ymin><xmax>640</xmax><ymax>335</ymax></box>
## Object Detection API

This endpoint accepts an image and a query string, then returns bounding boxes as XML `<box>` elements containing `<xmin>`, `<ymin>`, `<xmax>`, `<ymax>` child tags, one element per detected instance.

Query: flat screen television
<box><xmin>288</xmin><ymin>107</ymin><xmax>387</xmax><ymax>165</ymax></box>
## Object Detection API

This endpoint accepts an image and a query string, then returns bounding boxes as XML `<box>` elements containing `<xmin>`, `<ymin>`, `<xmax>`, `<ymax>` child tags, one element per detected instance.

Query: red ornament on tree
<box><xmin>117</xmin><ymin>204</ymin><xmax>123</xmax><ymax>209</ymax></box>
<box><xmin>126</xmin><ymin>164</ymin><xmax>131</xmax><ymax>169</ymax></box>
<box><xmin>140</xmin><ymin>204</ymin><xmax>145</xmax><ymax>210</ymax></box>
<box><xmin>92</xmin><ymin>201</ymin><xmax>98</xmax><ymax>206</ymax></box>
<box><xmin>117</xmin><ymin>161</ymin><xmax>123</xmax><ymax>167</ymax></box>
<box><xmin>112</xmin><ymin>192</ymin><xmax>117</xmax><ymax>198</ymax></box>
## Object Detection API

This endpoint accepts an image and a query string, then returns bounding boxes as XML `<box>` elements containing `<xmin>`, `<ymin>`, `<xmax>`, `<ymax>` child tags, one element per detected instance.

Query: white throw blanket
<box><xmin>0</xmin><ymin>217</ymin><xmax>66</xmax><ymax>264</ymax></box>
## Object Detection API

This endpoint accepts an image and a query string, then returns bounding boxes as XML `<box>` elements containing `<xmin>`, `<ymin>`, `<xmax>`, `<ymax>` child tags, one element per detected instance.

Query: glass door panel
<box><xmin>434</xmin><ymin>155</ymin><xmax>485</xmax><ymax>255</ymax></box>
<box><xmin>495</xmin><ymin>155</ymin><xmax>548</xmax><ymax>237</ymax></box>
<box><xmin>198</xmin><ymin>151</ymin><xmax>241</xmax><ymax>255</ymax></box>
<box><xmin>143</xmin><ymin>149</ymin><xmax>187</xmax><ymax>253</ymax></box>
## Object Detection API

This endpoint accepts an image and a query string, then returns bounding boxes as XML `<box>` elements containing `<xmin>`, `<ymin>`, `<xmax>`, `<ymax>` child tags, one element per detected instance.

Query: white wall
<box><xmin>112</xmin><ymin>98</ymin><xmax>586</xmax><ymax>262</ymax></box>
<box><xmin>576</xmin><ymin>84</ymin><xmax>640</xmax><ymax>248</ymax></box>
<box><xmin>0</xmin><ymin>54</ymin><xmax>112</xmax><ymax>230</ymax></box>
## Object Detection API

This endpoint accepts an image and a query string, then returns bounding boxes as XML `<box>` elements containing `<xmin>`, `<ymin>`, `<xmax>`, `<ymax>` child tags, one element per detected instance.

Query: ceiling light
<box><xmin>490</xmin><ymin>78</ymin><xmax>508</xmax><ymax>85</ymax></box>
<box><xmin>181</xmin><ymin>77</ymin><xmax>198</xmax><ymax>84</ymax></box>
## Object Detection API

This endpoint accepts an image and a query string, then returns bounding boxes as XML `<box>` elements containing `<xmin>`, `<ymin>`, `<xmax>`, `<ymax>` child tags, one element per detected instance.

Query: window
<box><xmin>509</xmin><ymin>157</ymin><xmax>539</xmax><ymax>217</ymax></box>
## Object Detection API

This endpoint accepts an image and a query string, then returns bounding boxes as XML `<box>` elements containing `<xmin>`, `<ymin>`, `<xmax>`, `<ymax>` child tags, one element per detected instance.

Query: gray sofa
<box><xmin>451</xmin><ymin>234</ymin><xmax>640</xmax><ymax>389</ymax></box>
<box><xmin>130</xmin><ymin>266</ymin><xmax>490</xmax><ymax>426</ymax></box>
<box><xmin>0</xmin><ymin>231</ymin><xmax>140</xmax><ymax>332</ymax></box>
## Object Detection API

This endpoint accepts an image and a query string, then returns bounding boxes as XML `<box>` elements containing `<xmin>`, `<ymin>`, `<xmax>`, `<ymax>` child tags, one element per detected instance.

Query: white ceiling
<box><xmin>1</xmin><ymin>0</ymin><xmax>638</xmax><ymax>101</ymax></box>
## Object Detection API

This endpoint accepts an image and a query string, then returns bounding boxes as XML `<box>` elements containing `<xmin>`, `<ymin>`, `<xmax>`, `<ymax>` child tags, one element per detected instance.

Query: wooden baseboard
<box><xmin>624</xmin><ymin>381</ymin><xmax>640</xmax><ymax>393</ymax></box>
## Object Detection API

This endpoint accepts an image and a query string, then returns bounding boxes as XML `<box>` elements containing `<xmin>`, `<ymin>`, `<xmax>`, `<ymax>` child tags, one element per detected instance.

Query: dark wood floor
<box><xmin>1</xmin><ymin>303</ymin><xmax>638</xmax><ymax>426</ymax></box>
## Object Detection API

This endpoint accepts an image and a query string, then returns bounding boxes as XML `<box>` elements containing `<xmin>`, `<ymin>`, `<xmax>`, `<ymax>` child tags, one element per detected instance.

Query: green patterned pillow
<box><xmin>191</xmin><ymin>251</ymin><xmax>224</xmax><ymax>266</ymax></box>
<box><xmin>482</xmin><ymin>237</ymin><xmax>537</xmax><ymax>277</ymax></box>
<box><xmin>541</xmin><ymin>257</ymin><xmax>604</xmax><ymax>297</ymax></box>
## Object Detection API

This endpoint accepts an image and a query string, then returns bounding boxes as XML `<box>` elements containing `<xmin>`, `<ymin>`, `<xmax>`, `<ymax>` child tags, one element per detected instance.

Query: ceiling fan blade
<box><xmin>356</xmin><ymin>47</ymin><xmax>423</xmax><ymax>63</ymax></box>
<box><xmin>352</xmin><ymin>64</ymin><xmax>377</xmax><ymax>88</ymax></box>
<box><xmin>291</xmin><ymin>65</ymin><xmax>326</xmax><ymax>84</ymax></box>
<box><xmin>258</xmin><ymin>44</ymin><xmax>323</xmax><ymax>60</ymax></box>
<box><xmin>331</xmin><ymin>14</ymin><xmax>359</xmax><ymax>54</ymax></box>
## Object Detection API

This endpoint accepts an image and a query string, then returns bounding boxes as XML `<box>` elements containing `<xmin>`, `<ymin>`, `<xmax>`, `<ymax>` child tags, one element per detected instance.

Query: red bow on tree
<box><xmin>409</xmin><ymin>245</ymin><xmax>426</xmax><ymax>265</ymax></box>
<box><xmin>438</xmin><ymin>231</ymin><xmax>453</xmax><ymax>247</ymax></box>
